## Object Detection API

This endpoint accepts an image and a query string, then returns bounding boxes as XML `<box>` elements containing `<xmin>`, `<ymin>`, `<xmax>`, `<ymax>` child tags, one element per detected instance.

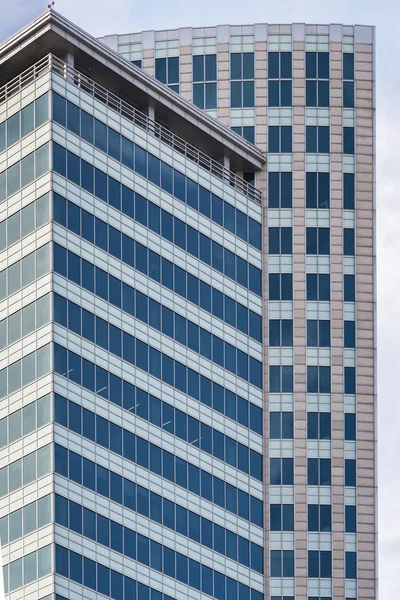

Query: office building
<box><xmin>0</xmin><ymin>9</ymin><xmax>376</xmax><ymax>600</ymax></box>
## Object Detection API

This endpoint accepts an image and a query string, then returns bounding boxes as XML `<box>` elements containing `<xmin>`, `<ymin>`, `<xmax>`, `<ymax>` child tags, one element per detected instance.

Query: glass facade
<box><xmin>0</xmin><ymin>14</ymin><xmax>376</xmax><ymax>600</ymax></box>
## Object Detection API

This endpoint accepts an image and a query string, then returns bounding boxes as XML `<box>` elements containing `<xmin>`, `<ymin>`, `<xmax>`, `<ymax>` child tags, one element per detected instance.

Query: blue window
<box><xmin>307</xmin><ymin>412</ymin><xmax>331</xmax><ymax>440</ymax></box>
<box><xmin>344</xmin><ymin>172</ymin><xmax>355</xmax><ymax>209</ymax></box>
<box><xmin>344</xmin><ymin>228</ymin><xmax>355</xmax><ymax>256</ymax></box>
<box><xmin>343</xmin><ymin>53</ymin><xmax>355</xmax><ymax>109</ymax></box>
<box><xmin>308</xmin><ymin>550</ymin><xmax>332</xmax><ymax>578</ymax></box>
<box><xmin>231</xmin><ymin>126</ymin><xmax>255</xmax><ymax>144</ymax></box>
<box><xmin>269</xmin><ymin>365</ymin><xmax>293</xmax><ymax>393</ymax></box>
<box><xmin>268</xmin><ymin>227</ymin><xmax>292</xmax><ymax>254</ymax></box>
<box><xmin>268</xmin><ymin>126</ymin><xmax>292</xmax><ymax>153</ymax></box>
<box><xmin>345</xmin><ymin>459</ymin><xmax>357</xmax><ymax>486</ymax></box>
<box><xmin>306</xmin><ymin>126</ymin><xmax>330</xmax><ymax>153</ymax></box>
<box><xmin>269</xmin><ymin>273</ymin><xmax>293</xmax><ymax>301</ymax></box>
<box><xmin>345</xmin><ymin>413</ymin><xmax>356</xmax><ymax>441</ymax></box>
<box><xmin>344</xmin><ymin>321</ymin><xmax>356</xmax><ymax>348</ymax></box>
<box><xmin>343</xmin><ymin>127</ymin><xmax>355</xmax><ymax>154</ymax></box>
<box><xmin>345</xmin><ymin>551</ymin><xmax>357</xmax><ymax>579</ymax></box>
<box><xmin>193</xmin><ymin>55</ymin><xmax>217</xmax><ymax>109</ymax></box>
<box><xmin>231</xmin><ymin>53</ymin><xmax>255</xmax><ymax>108</ymax></box>
<box><xmin>307</xmin><ymin>366</ymin><xmax>331</xmax><ymax>394</ymax></box>
<box><xmin>268</xmin><ymin>52</ymin><xmax>292</xmax><ymax>107</ymax></box>
<box><xmin>344</xmin><ymin>274</ymin><xmax>355</xmax><ymax>301</ymax></box>
<box><xmin>270</xmin><ymin>458</ymin><xmax>294</xmax><ymax>485</ymax></box>
<box><xmin>306</xmin><ymin>171</ymin><xmax>330</xmax><ymax>209</ymax></box>
<box><xmin>270</xmin><ymin>504</ymin><xmax>294</xmax><ymax>531</ymax></box>
<box><xmin>268</xmin><ymin>171</ymin><xmax>292</xmax><ymax>208</ymax></box>
<box><xmin>270</xmin><ymin>550</ymin><xmax>294</xmax><ymax>577</ymax></box>
<box><xmin>269</xmin><ymin>319</ymin><xmax>293</xmax><ymax>347</ymax></box>
<box><xmin>307</xmin><ymin>458</ymin><xmax>331</xmax><ymax>486</ymax></box>
<box><xmin>343</xmin><ymin>80</ymin><xmax>354</xmax><ymax>108</ymax></box>
<box><xmin>306</xmin><ymin>273</ymin><xmax>330</xmax><ymax>301</ymax></box>
<box><xmin>306</xmin><ymin>227</ymin><xmax>330</xmax><ymax>255</ymax></box>
<box><xmin>307</xmin><ymin>320</ymin><xmax>330</xmax><ymax>347</ymax></box>
<box><xmin>269</xmin><ymin>412</ymin><xmax>293</xmax><ymax>439</ymax></box>
<box><xmin>306</xmin><ymin>52</ymin><xmax>329</xmax><ymax>107</ymax></box>
<box><xmin>345</xmin><ymin>505</ymin><xmax>357</xmax><ymax>533</ymax></box>
<box><xmin>155</xmin><ymin>57</ymin><xmax>179</xmax><ymax>93</ymax></box>
<box><xmin>308</xmin><ymin>504</ymin><xmax>331</xmax><ymax>532</ymax></box>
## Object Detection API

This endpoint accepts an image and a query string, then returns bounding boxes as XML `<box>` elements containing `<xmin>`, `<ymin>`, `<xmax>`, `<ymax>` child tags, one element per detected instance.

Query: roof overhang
<box><xmin>0</xmin><ymin>9</ymin><xmax>265</xmax><ymax>173</ymax></box>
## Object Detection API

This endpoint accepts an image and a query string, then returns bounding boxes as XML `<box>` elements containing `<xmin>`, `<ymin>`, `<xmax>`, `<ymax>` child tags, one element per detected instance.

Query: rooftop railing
<box><xmin>0</xmin><ymin>53</ymin><xmax>262</xmax><ymax>204</ymax></box>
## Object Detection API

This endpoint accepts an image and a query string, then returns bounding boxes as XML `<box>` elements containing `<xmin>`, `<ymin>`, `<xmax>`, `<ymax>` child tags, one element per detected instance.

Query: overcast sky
<box><xmin>0</xmin><ymin>0</ymin><xmax>397</xmax><ymax>596</ymax></box>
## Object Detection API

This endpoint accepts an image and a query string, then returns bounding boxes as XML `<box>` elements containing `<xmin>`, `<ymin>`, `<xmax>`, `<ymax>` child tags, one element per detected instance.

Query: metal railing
<box><xmin>0</xmin><ymin>53</ymin><xmax>262</xmax><ymax>203</ymax></box>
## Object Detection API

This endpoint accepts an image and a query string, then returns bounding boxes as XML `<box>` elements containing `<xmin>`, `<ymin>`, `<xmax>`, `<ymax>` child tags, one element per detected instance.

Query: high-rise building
<box><xmin>0</xmin><ymin>9</ymin><xmax>376</xmax><ymax>600</ymax></box>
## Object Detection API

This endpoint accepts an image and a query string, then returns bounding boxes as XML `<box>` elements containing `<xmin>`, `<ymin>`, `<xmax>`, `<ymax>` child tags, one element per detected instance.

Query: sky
<box><xmin>0</xmin><ymin>0</ymin><xmax>397</xmax><ymax>595</ymax></box>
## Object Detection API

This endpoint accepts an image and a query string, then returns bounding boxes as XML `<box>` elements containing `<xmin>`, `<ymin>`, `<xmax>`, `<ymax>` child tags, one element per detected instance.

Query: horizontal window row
<box><xmin>0</xmin><ymin>495</ymin><xmax>51</xmax><ymax>546</ymax></box>
<box><xmin>55</xmin><ymin>388</ymin><xmax>261</xmax><ymax>478</ymax></box>
<box><xmin>55</xmin><ymin>394</ymin><xmax>263</xmax><ymax>514</ymax></box>
<box><xmin>0</xmin><ymin>294</ymin><xmax>50</xmax><ymax>350</ymax></box>
<box><xmin>270</xmin><ymin>411</ymin><xmax>356</xmax><ymax>442</ymax></box>
<box><xmin>0</xmin><ymin>142</ymin><xmax>50</xmax><ymax>201</ymax></box>
<box><xmin>55</xmin><ymin>442</ymin><xmax>263</xmax><ymax>528</ymax></box>
<box><xmin>0</xmin><ymin>344</ymin><xmax>51</xmax><ymax>400</ymax></box>
<box><xmin>54</xmin><ymin>190</ymin><xmax>262</xmax><ymax>300</ymax></box>
<box><xmin>52</xmin><ymin>95</ymin><xmax>261</xmax><ymax>239</ymax></box>
<box><xmin>55</xmin><ymin>494</ymin><xmax>263</xmax><ymax>580</ymax></box>
<box><xmin>0</xmin><ymin>93</ymin><xmax>49</xmax><ymax>153</ymax></box>
<box><xmin>54</xmin><ymin>290</ymin><xmax>262</xmax><ymax>389</ymax></box>
<box><xmin>0</xmin><ymin>444</ymin><xmax>51</xmax><ymax>498</ymax></box>
<box><xmin>0</xmin><ymin>394</ymin><xmax>50</xmax><ymax>448</ymax></box>
<box><xmin>54</xmin><ymin>235</ymin><xmax>262</xmax><ymax>343</ymax></box>
<box><xmin>0</xmin><ymin>192</ymin><xmax>50</xmax><ymax>251</ymax></box>
<box><xmin>308</xmin><ymin>365</ymin><xmax>356</xmax><ymax>394</ymax></box>
<box><xmin>53</xmin><ymin>342</ymin><xmax>262</xmax><ymax>435</ymax></box>
<box><xmin>271</xmin><ymin>502</ymin><xmax>354</xmax><ymax>534</ymax></box>
<box><xmin>54</xmin><ymin>440</ymin><xmax>261</xmax><ymax>567</ymax></box>
<box><xmin>56</xmin><ymin>544</ymin><xmax>263</xmax><ymax>600</ymax></box>
<box><xmin>57</xmin><ymin>543</ymin><xmax>175</xmax><ymax>600</ymax></box>
<box><xmin>3</xmin><ymin>545</ymin><xmax>51</xmax><ymax>595</ymax></box>
<box><xmin>0</xmin><ymin>243</ymin><xmax>50</xmax><ymax>302</ymax></box>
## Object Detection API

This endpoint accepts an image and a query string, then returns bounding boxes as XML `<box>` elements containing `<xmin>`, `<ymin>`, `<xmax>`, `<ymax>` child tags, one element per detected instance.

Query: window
<box><xmin>192</xmin><ymin>55</ymin><xmax>217</xmax><ymax>109</ymax></box>
<box><xmin>345</xmin><ymin>551</ymin><xmax>357</xmax><ymax>579</ymax></box>
<box><xmin>306</xmin><ymin>126</ymin><xmax>330</xmax><ymax>153</ymax></box>
<box><xmin>306</xmin><ymin>52</ymin><xmax>329</xmax><ymax>107</ymax></box>
<box><xmin>344</xmin><ymin>172</ymin><xmax>355</xmax><ymax>209</ymax></box>
<box><xmin>344</xmin><ymin>321</ymin><xmax>355</xmax><ymax>348</ymax></box>
<box><xmin>0</xmin><ymin>93</ymin><xmax>48</xmax><ymax>154</ymax></box>
<box><xmin>308</xmin><ymin>550</ymin><xmax>332</xmax><ymax>578</ymax></box>
<box><xmin>344</xmin><ymin>228</ymin><xmax>355</xmax><ymax>255</ymax></box>
<box><xmin>345</xmin><ymin>413</ymin><xmax>356</xmax><ymax>441</ymax></box>
<box><xmin>268</xmin><ymin>227</ymin><xmax>292</xmax><ymax>254</ymax></box>
<box><xmin>269</xmin><ymin>273</ymin><xmax>293</xmax><ymax>300</ymax></box>
<box><xmin>343</xmin><ymin>127</ymin><xmax>355</xmax><ymax>155</ymax></box>
<box><xmin>269</xmin><ymin>412</ymin><xmax>293</xmax><ymax>439</ymax></box>
<box><xmin>269</xmin><ymin>366</ymin><xmax>293</xmax><ymax>393</ymax></box>
<box><xmin>306</xmin><ymin>320</ymin><xmax>330</xmax><ymax>347</ymax></box>
<box><xmin>270</xmin><ymin>550</ymin><xmax>294</xmax><ymax>577</ymax></box>
<box><xmin>268</xmin><ymin>172</ymin><xmax>292</xmax><ymax>208</ymax></box>
<box><xmin>344</xmin><ymin>275</ymin><xmax>355</xmax><ymax>301</ymax></box>
<box><xmin>131</xmin><ymin>60</ymin><xmax>142</xmax><ymax>68</ymax></box>
<box><xmin>230</xmin><ymin>53</ymin><xmax>254</xmax><ymax>108</ymax></box>
<box><xmin>268</xmin><ymin>126</ymin><xmax>292</xmax><ymax>153</ymax></box>
<box><xmin>269</xmin><ymin>319</ymin><xmax>293</xmax><ymax>347</ymax></box>
<box><xmin>308</xmin><ymin>504</ymin><xmax>331</xmax><ymax>532</ymax></box>
<box><xmin>270</xmin><ymin>458</ymin><xmax>294</xmax><ymax>485</ymax></box>
<box><xmin>307</xmin><ymin>366</ymin><xmax>331</xmax><ymax>393</ymax></box>
<box><xmin>307</xmin><ymin>412</ymin><xmax>331</xmax><ymax>440</ymax></box>
<box><xmin>231</xmin><ymin>126</ymin><xmax>255</xmax><ymax>144</ymax></box>
<box><xmin>307</xmin><ymin>458</ymin><xmax>331</xmax><ymax>486</ymax></box>
<box><xmin>345</xmin><ymin>459</ymin><xmax>356</xmax><ymax>486</ymax></box>
<box><xmin>155</xmin><ymin>57</ymin><xmax>179</xmax><ymax>93</ymax></box>
<box><xmin>268</xmin><ymin>52</ymin><xmax>292</xmax><ymax>107</ymax></box>
<box><xmin>306</xmin><ymin>274</ymin><xmax>330</xmax><ymax>301</ymax></box>
<box><xmin>306</xmin><ymin>227</ymin><xmax>330</xmax><ymax>254</ymax></box>
<box><xmin>270</xmin><ymin>504</ymin><xmax>294</xmax><ymax>531</ymax></box>
<box><xmin>345</xmin><ymin>505</ymin><xmax>356</xmax><ymax>533</ymax></box>
<box><xmin>306</xmin><ymin>172</ymin><xmax>330</xmax><ymax>208</ymax></box>
<box><xmin>343</xmin><ymin>53</ymin><xmax>355</xmax><ymax>108</ymax></box>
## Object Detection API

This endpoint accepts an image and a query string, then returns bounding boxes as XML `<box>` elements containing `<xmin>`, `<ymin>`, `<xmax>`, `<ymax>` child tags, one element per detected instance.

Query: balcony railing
<box><xmin>0</xmin><ymin>53</ymin><xmax>262</xmax><ymax>204</ymax></box>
